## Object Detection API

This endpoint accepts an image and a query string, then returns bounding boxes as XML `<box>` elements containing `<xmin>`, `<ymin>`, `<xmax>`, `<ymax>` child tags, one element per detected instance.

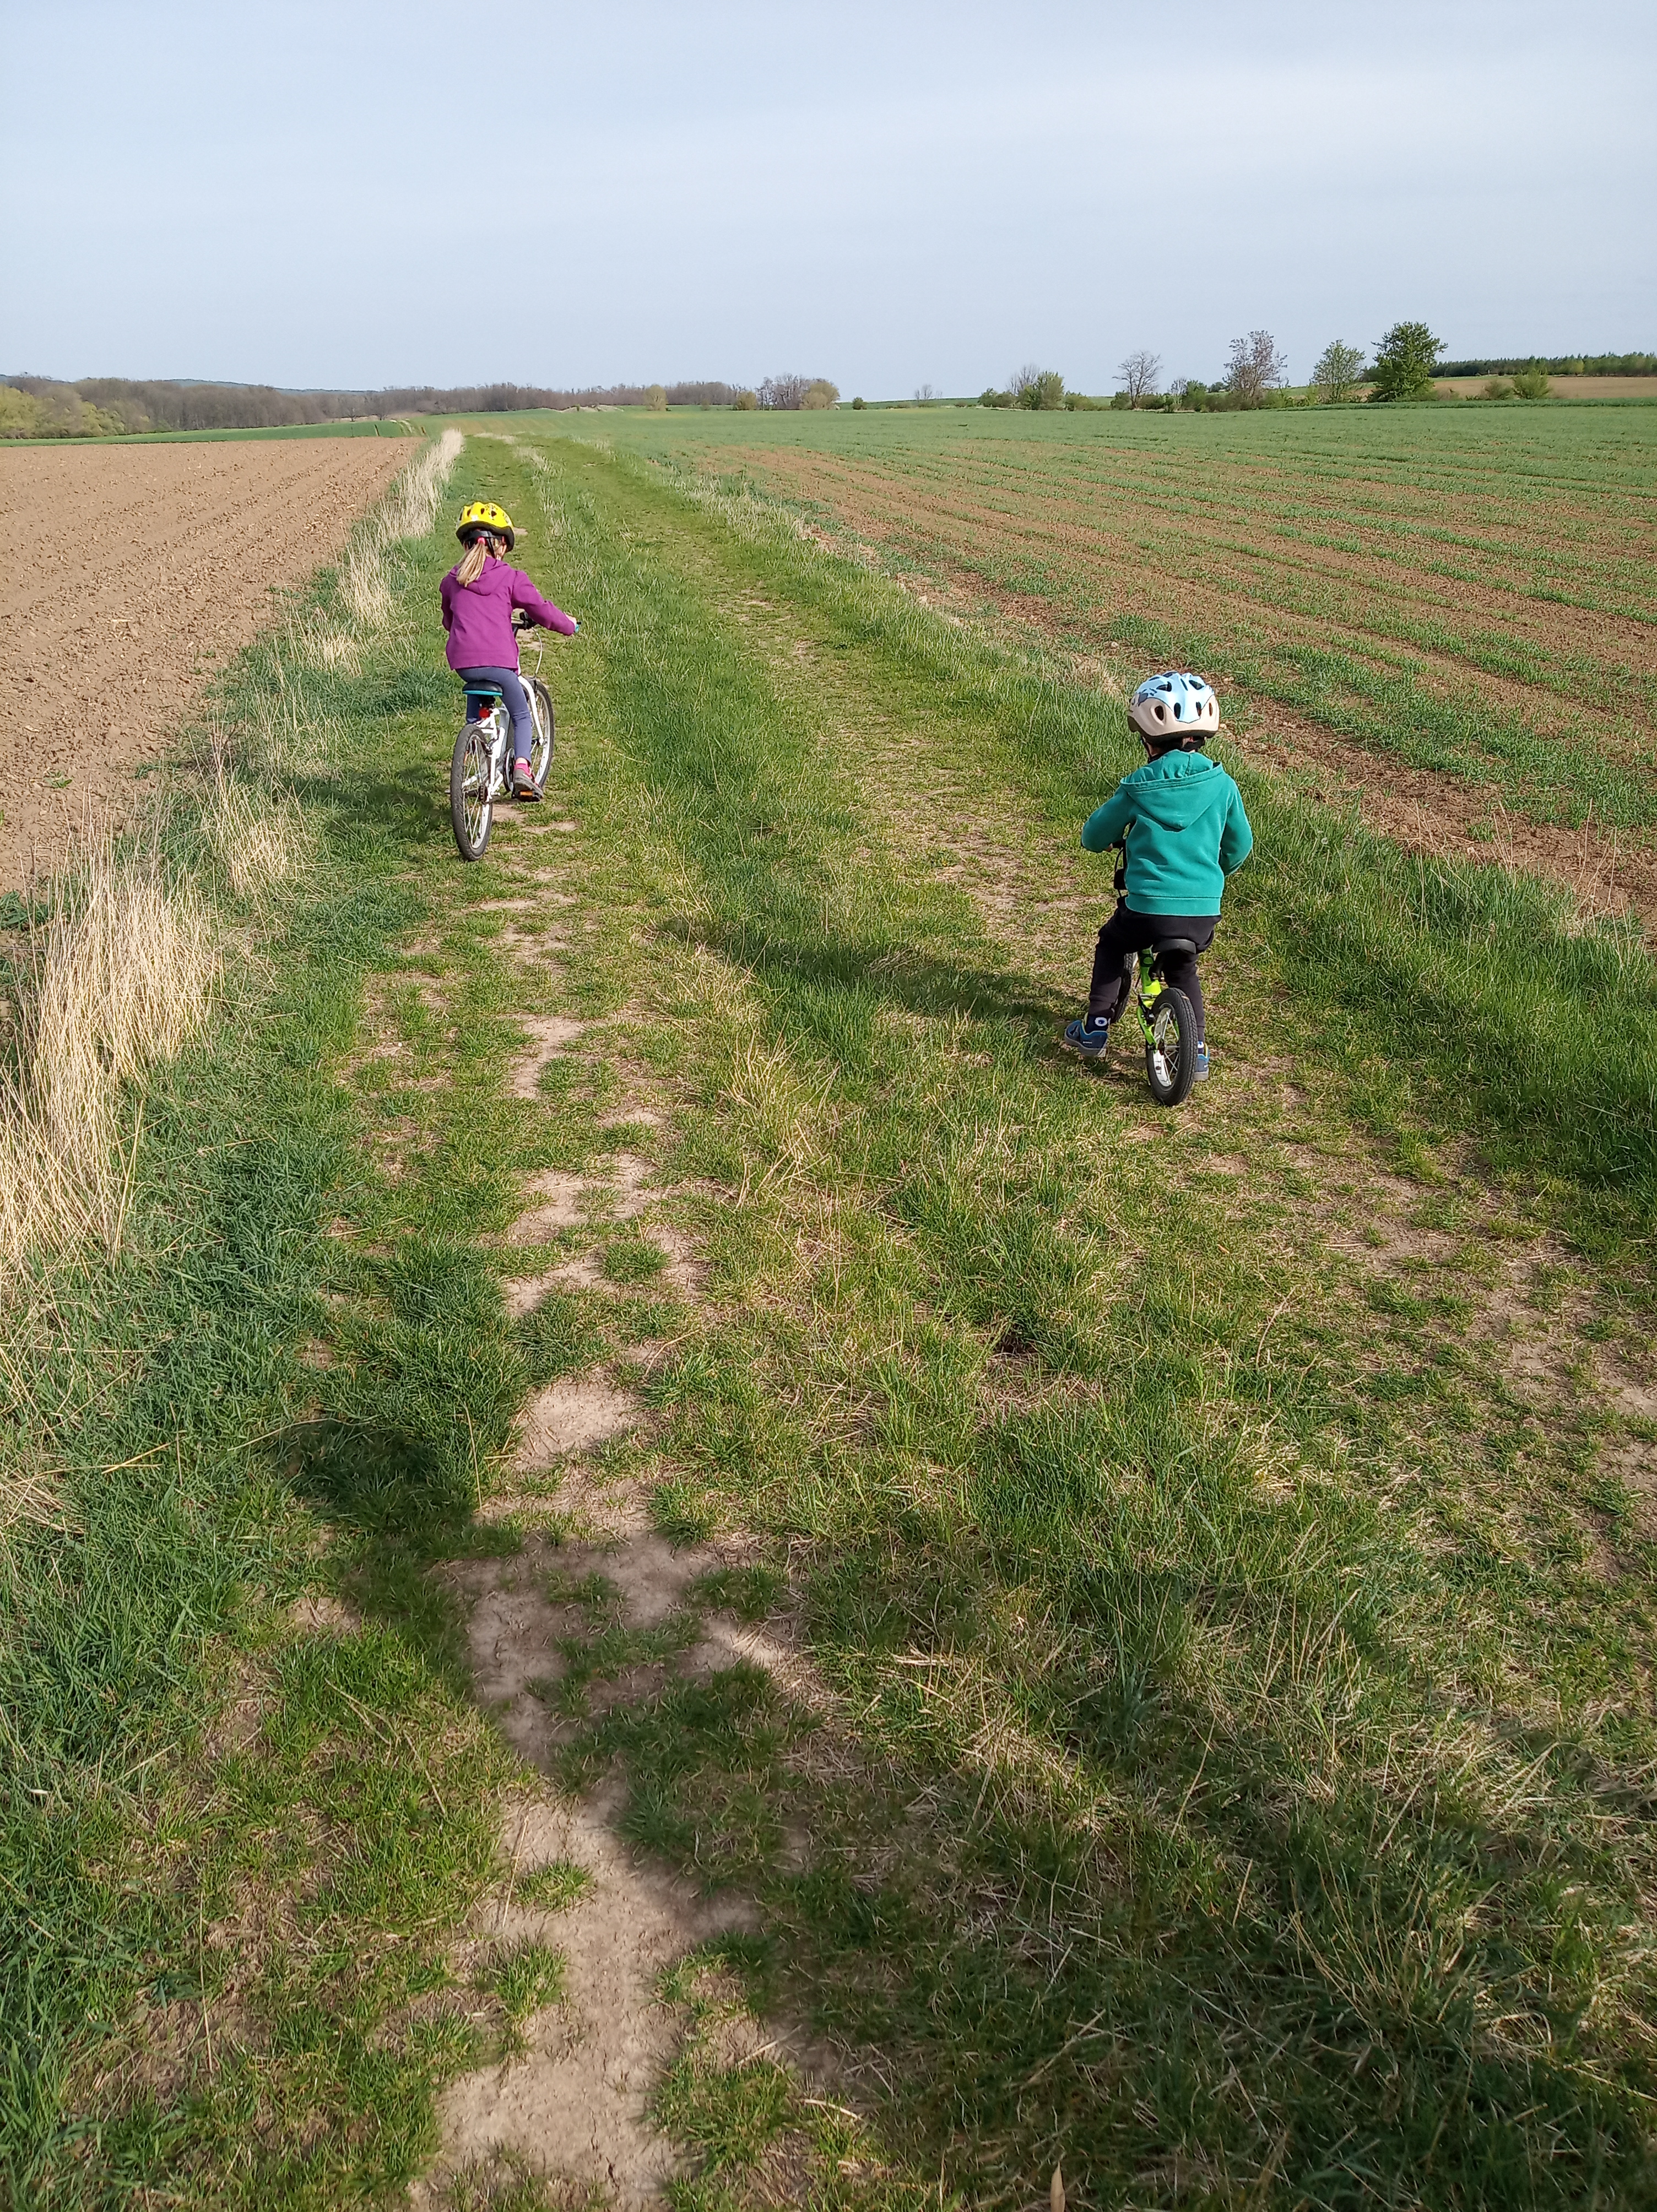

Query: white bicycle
<box><xmin>449</xmin><ymin>611</ymin><xmax>556</xmax><ymax>861</ymax></box>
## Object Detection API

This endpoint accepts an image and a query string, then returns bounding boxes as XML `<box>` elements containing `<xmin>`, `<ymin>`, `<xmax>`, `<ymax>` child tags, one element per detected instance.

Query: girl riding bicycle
<box><xmin>1064</xmin><ymin>672</ymin><xmax>1253</xmax><ymax>1081</ymax></box>
<box><xmin>440</xmin><ymin>501</ymin><xmax>578</xmax><ymax>801</ymax></box>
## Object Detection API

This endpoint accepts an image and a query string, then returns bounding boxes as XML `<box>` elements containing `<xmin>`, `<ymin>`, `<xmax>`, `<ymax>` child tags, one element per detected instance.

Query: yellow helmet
<box><xmin>456</xmin><ymin>500</ymin><xmax>517</xmax><ymax>551</ymax></box>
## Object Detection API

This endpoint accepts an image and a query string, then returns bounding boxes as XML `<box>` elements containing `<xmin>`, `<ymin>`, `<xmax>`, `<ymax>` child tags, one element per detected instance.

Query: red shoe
<box><xmin>512</xmin><ymin>758</ymin><xmax>541</xmax><ymax>801</ymax></box>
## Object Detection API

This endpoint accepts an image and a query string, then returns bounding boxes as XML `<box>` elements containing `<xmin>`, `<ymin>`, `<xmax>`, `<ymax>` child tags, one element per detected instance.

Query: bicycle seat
<box><xmin>462</xmin><ymin>680</ymin><xmax>506</xmax><ymax>698</ymax></box>
<box><xmin>1152</xmin><ymin>936</ymin><xmax>1198</xmax><ymax>957</ymax></box>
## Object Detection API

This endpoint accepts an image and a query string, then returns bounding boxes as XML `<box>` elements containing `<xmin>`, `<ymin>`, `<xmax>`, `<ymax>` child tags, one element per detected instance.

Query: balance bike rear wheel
<box><xmin>1144</xmin><ymin>988</ymin><xmax>1198</xmax><ymax>1107</ymax></box>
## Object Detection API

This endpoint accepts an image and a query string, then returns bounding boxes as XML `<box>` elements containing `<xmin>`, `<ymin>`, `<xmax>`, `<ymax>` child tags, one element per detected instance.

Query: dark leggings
<box><xmin>459</xmin><ymin>665</ymin><xmax>533</xmax><ymax>761</ymax></box>
<box><xmin>1088</xmin><ymin>902</ymin><xmax>1217</xmax><ymax>1035</ymax></box>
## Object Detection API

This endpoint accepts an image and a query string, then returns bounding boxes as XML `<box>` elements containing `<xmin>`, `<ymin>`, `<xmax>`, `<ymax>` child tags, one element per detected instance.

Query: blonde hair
<box><xmin>455</xmin><ymin>532</ymin><xmax>500</xmax><ymax>588</ymax></box>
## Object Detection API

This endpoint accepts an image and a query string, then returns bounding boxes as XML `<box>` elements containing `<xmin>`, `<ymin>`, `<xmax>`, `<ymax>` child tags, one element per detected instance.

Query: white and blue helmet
<box><xmin>1129</xmin><ymin>671</ymin><xmax>1220</xmax><ymax>745</ymax></box>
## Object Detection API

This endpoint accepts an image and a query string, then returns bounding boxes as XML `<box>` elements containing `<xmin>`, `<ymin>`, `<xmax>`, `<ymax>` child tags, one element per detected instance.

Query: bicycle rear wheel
<box><xmin>527</xmin><ymin>679</ymin><xmax>555</xmax><ymax>795</ymax></box>
<box><xmin>450</xmin><ymin>724</ymin><xmax>494</xmax><ymax>860</ymax></box>
<box><xmin>1144</xmin><ymin>987</ymin><xmax>1198</xmax><ymax>1107</ymax></box>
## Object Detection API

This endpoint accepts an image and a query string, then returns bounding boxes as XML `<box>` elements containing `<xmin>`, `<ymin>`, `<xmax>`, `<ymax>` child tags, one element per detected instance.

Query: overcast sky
<box><xmin>4</xmin><ymin>0</ymin><xmax>1651</xmax><ymax>397</ymax></box>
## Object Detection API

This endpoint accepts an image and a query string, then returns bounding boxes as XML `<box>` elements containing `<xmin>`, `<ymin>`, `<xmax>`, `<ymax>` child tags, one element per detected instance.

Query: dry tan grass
<box><xmin>201</xmin><ymin>765</ymin><xmax>306</xmax><ymax>903</ymax></box>
<box><xmin>338</xmin><ymin>429</ymin><xmax>465</xmax><ymax>629</ymax></box>
<box><xmin>0</xmin><ymin>836</ymin><xmax>216</xmax><ymax>1273</ymax></box>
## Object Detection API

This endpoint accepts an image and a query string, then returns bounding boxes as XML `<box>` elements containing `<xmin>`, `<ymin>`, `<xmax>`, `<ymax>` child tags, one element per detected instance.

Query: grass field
<box><xmin>599</xmin><ymin>404</ymin><xmax>1657</xmax><ymax>847</ymax></box>
<box><xmin>3</xmin><ymin>405</ymin><xmax>1655</xmax><ymax>2209</ymax></box>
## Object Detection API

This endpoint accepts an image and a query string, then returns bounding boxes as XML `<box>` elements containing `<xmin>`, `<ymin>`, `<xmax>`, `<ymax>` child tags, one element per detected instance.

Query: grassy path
<box><xmin>7</xmin><ymin>426</ymin><xmax>1656</xmax><ymax>2209</ymax></box>
<box><xmin>402</xmin><ymin>432</ymin><xmax>1657</xmax><ymax>2205</ymax></box>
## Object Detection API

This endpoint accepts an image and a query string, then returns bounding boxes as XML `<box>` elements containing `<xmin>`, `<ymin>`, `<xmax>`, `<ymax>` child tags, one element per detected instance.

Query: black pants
<box><xmin>1088</xmin><ymin>903</ymin><xmax>1217</xmax><ymax>1034</ymax></box>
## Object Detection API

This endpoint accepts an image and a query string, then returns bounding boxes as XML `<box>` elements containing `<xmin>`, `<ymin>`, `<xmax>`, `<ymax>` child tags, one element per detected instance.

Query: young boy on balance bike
<box><xmin>1064</xmin><ymin>672</ymin><xmax>1253</xmax><ymax>1080</ymax></box>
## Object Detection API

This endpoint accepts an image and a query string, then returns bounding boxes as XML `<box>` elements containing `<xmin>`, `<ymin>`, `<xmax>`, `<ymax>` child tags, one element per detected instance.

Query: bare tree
<box><xmin>914</xmin><ymin>382</ymin><xmax>938</xmax><ymax>404</ymax></box>
<box><xmin>759</xmin><ymin>372</ymin><xmax>811</xmax><ymax>410</ymax></box>
<box><xmin>1118</xmin><ymin>349</ymin><xmax>1163</xmax><ymax>408</ymax></box>
<box><xmin>1224</xmin><ymin>330</ymin><xmax>1290</xmax><ymax>406</ymax></box>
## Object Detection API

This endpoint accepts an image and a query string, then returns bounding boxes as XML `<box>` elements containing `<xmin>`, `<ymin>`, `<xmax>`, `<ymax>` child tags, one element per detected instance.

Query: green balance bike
<box><xmin>1076</xmin><ymin>850</ymin><xmax>1204</xmax><ymax>1107</ymax></box>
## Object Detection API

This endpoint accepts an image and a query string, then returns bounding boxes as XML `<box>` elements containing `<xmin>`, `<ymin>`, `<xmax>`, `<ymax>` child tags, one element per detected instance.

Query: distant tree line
<box><xmin>0</xmin><ymin>373</ymin><xmax>752</xmax><ymax>437</ymax></box>
<box><xmin>1437</xmin><ymin>352</ymin><xmax>1654</xmax><ymax>378</ymax></box>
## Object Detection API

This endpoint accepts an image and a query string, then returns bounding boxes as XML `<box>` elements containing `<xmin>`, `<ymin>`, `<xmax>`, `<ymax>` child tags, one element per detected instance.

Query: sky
<box><xmin>3</xmin><ymin>0</ymin><xmax>1653</xmax><ymax>399</ymax></box>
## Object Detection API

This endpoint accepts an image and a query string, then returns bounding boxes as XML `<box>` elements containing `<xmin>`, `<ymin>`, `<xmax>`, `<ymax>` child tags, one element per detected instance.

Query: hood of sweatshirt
<box><xmin>1121</xmin><ymin>750</ymin><xmax>1232</xmax><ymax>833</ymax></box>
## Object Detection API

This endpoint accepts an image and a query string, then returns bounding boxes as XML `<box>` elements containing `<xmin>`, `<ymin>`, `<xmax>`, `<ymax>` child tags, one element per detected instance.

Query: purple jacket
<box><xmin>440</xmin><ymin>556</ymin><xmax>577</xmax><ymax>671</ymax></box>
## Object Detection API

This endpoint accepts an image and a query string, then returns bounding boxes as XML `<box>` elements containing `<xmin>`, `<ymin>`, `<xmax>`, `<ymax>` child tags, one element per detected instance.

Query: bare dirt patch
<box><xmin>510</xmin><ymin>1013</ymin><xmax>585</xmax><ymax>1099</ymax></box>
<box><xmin>0</xmin><ymin>436</ymin><xmax>409</xmax><ymax>890</ymax></box>
<box><xmin>427</xmin><ymin>1530</ymin><xmax>773</xmax><ymax>2208</ymax></box>
<box><xmin>514</xmin><ymin>1377</ymin><xmax>644</xmax><ymax>1466</ymax></box>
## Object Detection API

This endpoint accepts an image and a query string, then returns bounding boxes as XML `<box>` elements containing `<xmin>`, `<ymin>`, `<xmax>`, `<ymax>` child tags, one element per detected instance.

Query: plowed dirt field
<box><xmin>0</xmin><ymin>437</ymin><xmax>409</xmax><ymax>891</ymax></box>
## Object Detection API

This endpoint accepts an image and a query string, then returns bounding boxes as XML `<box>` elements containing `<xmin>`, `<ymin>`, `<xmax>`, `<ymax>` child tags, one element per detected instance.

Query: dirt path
<box><xmin>0</xmin><ymin>437</ymin><xmax>409</xmax><ymax>891</ymax></box>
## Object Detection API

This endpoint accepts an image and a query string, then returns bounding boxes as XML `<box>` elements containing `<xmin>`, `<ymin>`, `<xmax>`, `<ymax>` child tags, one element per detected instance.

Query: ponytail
<box><xmin>455</xmin><ymin>532</ymin><xmax>496</xmax><ymax>587</ymax></box>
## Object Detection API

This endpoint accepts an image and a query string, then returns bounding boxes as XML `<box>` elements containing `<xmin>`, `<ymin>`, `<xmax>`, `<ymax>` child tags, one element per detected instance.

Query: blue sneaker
<box><xmin>1064</xmin><ymin>1017</ymin><xmax>1111</xmax><ymax>1058</ymax></box>
<box><xmin>1193</xmin><ymin>1043</ymin><xmax>1211</xmax><ymax>1081</ymax></box>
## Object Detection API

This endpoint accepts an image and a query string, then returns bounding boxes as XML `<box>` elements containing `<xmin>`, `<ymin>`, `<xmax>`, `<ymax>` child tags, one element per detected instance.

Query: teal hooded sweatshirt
<box><xmin>1081</xmin><ymin>750</ymin><xmax>1253</xmax><ymax>915</ymax></box>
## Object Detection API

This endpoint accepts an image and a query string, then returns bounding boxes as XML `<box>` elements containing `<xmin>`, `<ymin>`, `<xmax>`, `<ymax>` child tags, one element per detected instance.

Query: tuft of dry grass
<box><xmin>0</xmin><ymin>837</ymin><xmax>216</xmax><ymax>1274</ymax></box>
<box><xmin>201</xmin><ymin>765</ymin><xmax>306</xmax><ymax>903</ymax></box>
<box><xmin>338</xmin><ymin>427</ymin><xmax>465</xmax><ymax>628</ymax></box>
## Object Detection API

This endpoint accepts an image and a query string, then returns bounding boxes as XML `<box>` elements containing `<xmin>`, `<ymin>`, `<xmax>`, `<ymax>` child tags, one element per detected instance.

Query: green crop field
<box><xmin>600</xmin><ymin>402</ymin><xmax>1657</xmax><ymax>843</ymax></box>
<box><xmin>3</xmin><ymin>406</ymin><xmax>1656</xmax><ymax>2210</ymax></box>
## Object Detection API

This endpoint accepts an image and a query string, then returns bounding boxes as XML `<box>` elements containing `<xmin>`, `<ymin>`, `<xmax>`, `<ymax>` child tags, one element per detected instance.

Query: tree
<box><xmin>645</xmin><ymin>384</ymin><xmax>668</xmax><ymax>413</ymax></box>
<box><xmin>1309</xmin><ymin>340</ymin><xmax>1365</xmax><ymax>405</ymax></box>
<box><xmin>1368</xmin><ymin>321</ymin><xmax>1444</xmax><ymax>402</ymax></box>
<box><xmin>1118</xmin><ymin>349</ymin><xmax>1162</xmax><ymax>408</ymax></box>
<box><xmin>1510</xmin><ymin>362</ymin><xmax>1552</xmax><ymax>402</ymax></box>
<box><xmin>914</xmin><ymin>382</ymin><xmax>938</xmax><ymax>404</ymax></box>
<box><xmin>759</xmin><ymin>373</ymin><xmax>810</xmax><ymax>410</ymax></box>
<box><xmin>1011</xmin><ymin>365</ymin><xmax>1065</xmax><ymax>411</ymax></box>
<box><xmin>802</xmin><ymin>379</ymin><xmax>840</xmax><ymax>410</ymax></box>
<box><xmin>733</xmin><ymin>389</ymin><xmax>760</xmax><ymax>411</ymax></box>
<box><xmin>1224</xmin><ymin>330</ymin><xmax>1288</xmax><ymax>406</ymax></box>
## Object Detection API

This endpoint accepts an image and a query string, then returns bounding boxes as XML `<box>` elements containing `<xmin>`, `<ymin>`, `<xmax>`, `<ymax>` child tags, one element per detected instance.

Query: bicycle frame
<box><xmin>464</xmin><ymin>631</ymin><xmax>550</xmax><ymax>800</ymax></box>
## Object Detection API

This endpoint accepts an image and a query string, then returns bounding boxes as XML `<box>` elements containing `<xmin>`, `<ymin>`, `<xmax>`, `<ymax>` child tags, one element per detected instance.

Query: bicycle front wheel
<box><xmin>450</xmin><ymin>724</ymin><xmax>494</xmax><ymax>860</ymax></box>
<box><xmin>1144</xmin><ymin>988</ymin><xmax>1198</xmax><ymax>1108</ymax></box>
<box><xmin>527</xmin><ymin>679</ymin><xmax>555</xmax><ymax>795</ymax></box>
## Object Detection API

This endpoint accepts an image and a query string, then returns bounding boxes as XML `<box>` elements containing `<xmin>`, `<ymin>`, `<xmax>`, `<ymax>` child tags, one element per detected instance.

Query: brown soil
<box><xmin>0</xmin><ymin>437</ymin><xmax>409</xmax><ymax>892</ymax></box>
<box><xmin>1227</xmin><ymin>708</ymin><xmax>1657</xmax><ymax>934</ymax></box>
<box><xmin>1436</xmin><ymin>376</ymin><xmax>1657</xmax><ymax>399</ymax></box>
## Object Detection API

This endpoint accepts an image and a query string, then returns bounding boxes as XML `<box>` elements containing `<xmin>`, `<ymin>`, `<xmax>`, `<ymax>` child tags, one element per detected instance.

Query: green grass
<box><xmin>499</xmin><ymin>424</ymin><xmax>1657</xmax><ymax>2205</ymax></box>
<box><xmin>4</xmin><ymin>408</ymin><xmax>1655</xmax><ymax>2209</ymax></box>
<box><xmin>570</xmin><ymin>400</ymin><xmax>1657</xmax><ymax>833</ymax></box>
